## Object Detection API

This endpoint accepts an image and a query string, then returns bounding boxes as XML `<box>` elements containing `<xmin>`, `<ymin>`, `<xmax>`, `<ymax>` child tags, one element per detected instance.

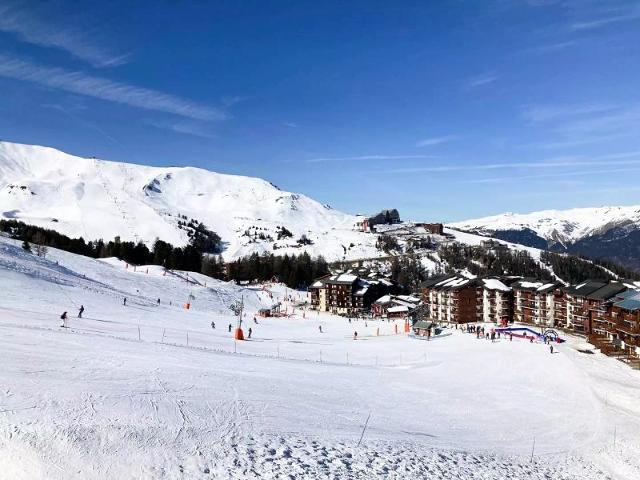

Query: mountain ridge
<box><xmin>0</xmin><ymin>141</ymin><xmax>379</xmax><ymax>261</ymax></box>
<box><xmin>450</xmin><ymin>205</ymin><xmax>640</xmax><ymax>270</ymax></box>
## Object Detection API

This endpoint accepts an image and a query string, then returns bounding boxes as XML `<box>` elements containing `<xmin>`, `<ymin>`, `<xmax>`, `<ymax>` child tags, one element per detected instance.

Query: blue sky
<box><xmin>1</xmin><ymin>0</ymin><xmax>640</xmax><ymax>222</ymax></box>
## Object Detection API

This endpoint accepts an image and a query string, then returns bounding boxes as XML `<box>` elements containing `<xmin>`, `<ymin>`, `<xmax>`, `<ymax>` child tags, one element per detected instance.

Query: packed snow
<box><xmin>0</xmin><ymin>237</ymin><xmax>640</xmax><ymax>479</ymax></box>
<box><xmin>2</xmin><ymin>236</ymin><xmax>640</xmax><ymax>478</ymax></box>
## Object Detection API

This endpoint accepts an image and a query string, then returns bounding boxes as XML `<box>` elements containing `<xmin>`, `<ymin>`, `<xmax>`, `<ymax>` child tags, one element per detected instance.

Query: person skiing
<box><xmin>319</xmin><ymin>325</ymin><xmax>323</xmax><ymax>333</ymax></box>
<box><xmin>78</xmin><ymin>305</ymin><xmax>84</xmax><ymax>318</ymax></box>
<box><xmin>123</xmin><ymin>297</ymin><xmax>127</xmax><ymax>306</ymax></box>
<box><xmin>353</xmin><ymin>331</ymin><xmax>358</xmax><ymax>340</ymax></box>
<box><xmin>248</xmin><ymin>327</ymin><xmax>252</xmax><ymax>339</ymax></box>
<box><xmin>211</xmin><ymin>321</ymin><xmax>215</xmax><ymax>329</ymax></box>
<box><xmin>254</xmin><ymin>317</ymin><xmax>258</xmax><ymax>324</ymax></box>
<box><xmin>550</xmin><ymin>345</ymin><xmax>554</xmax><ymax>354</ymax></box>
<box><xmin>228</xmin><ymin>323</ymin><xmax>232</xmax><ymax>333</ymax></box>
<box><xmin>60</xmin><ymin>311</ymin><xmax>68</xmax><ymax>328</ymax></box>
<box><xmin>157</xmin><ymin>298</ymin><xmax>161</xmax><ymax>305</ymax></box>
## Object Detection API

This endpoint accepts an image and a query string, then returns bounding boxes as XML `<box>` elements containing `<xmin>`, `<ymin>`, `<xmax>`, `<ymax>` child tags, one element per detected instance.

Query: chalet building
<box><xmin>415</xmin><ymin>223</ymin><xmax>444</xmax><ymax>235</ymax></box>
<box><xmin>354</xmin><ymin>209</ymin><xmax>401</xmax><ymax>232</ymax></box>
<box><xmin>561</xmin><ymin>280</ymin><xmax>627</xmax><ymax>333</ymax></box>
<box><xmin>512</xmin><ymin>279</ymin><xmax>561</xmax><ymax>327</ymax></box>
<box><xmin>479</xmin><ymin>278</ymin><xmax>514</xmax><ymax>325</ymax></box>
<box><xmin>420</xmin><ymin>275</ymin><xmax>480</xmax><ymax>324</ymax></box>
<box><xmin>479</xmin><ymin>239</ymin><xmax>509</xmax><ymax>252</ymax></box>
<box><xmin>372</xmin><ymin>294</ymin><xmax>421</xmax><ymax>319</ymax></box>
<box><xmin>309</xmin><ymin>270</ymin><xmax>395</xmax><ymax>315</ymax></box>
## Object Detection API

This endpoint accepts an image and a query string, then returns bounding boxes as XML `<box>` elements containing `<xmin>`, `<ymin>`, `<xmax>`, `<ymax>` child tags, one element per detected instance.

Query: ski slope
<box><xmin>1</xmin><ymin>236</ymin><xmax>640</xmax><ymax>479</ymax></box>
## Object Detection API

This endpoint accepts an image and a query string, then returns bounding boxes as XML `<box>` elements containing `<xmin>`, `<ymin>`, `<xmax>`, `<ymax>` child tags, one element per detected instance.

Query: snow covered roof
<box><xmin>387</xmin><ymin>305</ymin><xmax>409</xmax><ymax>313</ymax></box>
<box><xmin>354</xmin><ymin>287</ymin><xmax>369</xmax><ymax>296</ymax></box>
<box><xmin>396</xmin><ymin>295</ymin><xmax>421</xmax><ymax>303</ymax></box>
<box><xmin>374</xmin><ymin>295</ymin><xmax>392</xmax><ymax>305</ymax></box>
<box><xmin>513</xmin><ymin>280</ymin><xmax>558</xmax><ymax>293</ymax></box>
<box><xmin>482</xmin><ymin>278</ymin><xmax>511</xmax><ymax>292</ymax></box>
<box><xmin>326</xmin><ymin>273</ymin><xmax>358</xmax><ymax>284</ymax></box>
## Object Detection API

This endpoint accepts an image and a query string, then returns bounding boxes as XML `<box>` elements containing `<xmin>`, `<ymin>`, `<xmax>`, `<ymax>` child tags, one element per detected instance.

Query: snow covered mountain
<box><xmin>0</xmin><ymin>141</ymin><xmax>379</xmax><ymax>261</ymax></box>
<box><xmin>450</xmin><ymin>206</ymin><xmax>640</xmax><ymax>269</ymax></box>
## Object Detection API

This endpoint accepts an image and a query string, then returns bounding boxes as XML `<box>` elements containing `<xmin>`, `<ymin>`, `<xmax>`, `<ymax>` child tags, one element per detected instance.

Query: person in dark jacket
<box><xmin>60</xmin><ymin>311</ymin><xmax>68</xmax><ymax>327</ymax></box>
<box><xmin>78</xmin><ymin>305</ymin><xmax>84</xmax><ymax>318</ymax></box>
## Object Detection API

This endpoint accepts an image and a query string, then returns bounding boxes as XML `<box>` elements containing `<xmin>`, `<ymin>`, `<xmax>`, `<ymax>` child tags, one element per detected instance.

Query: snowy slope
<box><xmin>449</xmin><ymin>205</ymin><xmax>640</xmax><ymax>246</ymax></box>
<box><xmin>2</xmin><ymin>236</ymin><xmax>640</xmax><ymax>479</ymax></box>
<box><xmin>0</xmin><ymin>141</ymin><xmax>379</xmax><ymax>261</ymax></box>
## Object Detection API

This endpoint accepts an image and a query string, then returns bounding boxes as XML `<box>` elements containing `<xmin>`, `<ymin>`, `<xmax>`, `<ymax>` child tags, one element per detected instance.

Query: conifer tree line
<box><xmin>225</xmin><ymin>252</ymin><xmax>329</xmax><ymax>288</ymax></box>
<box><xmin>0</xmin><ymin>219</ymin><xmax>224</xmax><ymax>276</ymax></box>
<box><xmin>4</xmin><ymin>218</ymin><xmax>640</xmax><ymax>288</ymax></box>
<box><xmin>0</xmin><ymin>219</ymin><xmax>328</xmax><ymax>287</ymax></box>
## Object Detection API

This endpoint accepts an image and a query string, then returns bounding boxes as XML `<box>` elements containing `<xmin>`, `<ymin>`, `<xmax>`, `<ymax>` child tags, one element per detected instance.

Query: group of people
<box><xmin>463</xmin><ymin>322</ymin><xmax>557</xmax><ymax>354</ymax></box>
<box><xmin>59</xmin><ymin>304</ymin><xmax>84</xmax><ymax>327</ymax></box>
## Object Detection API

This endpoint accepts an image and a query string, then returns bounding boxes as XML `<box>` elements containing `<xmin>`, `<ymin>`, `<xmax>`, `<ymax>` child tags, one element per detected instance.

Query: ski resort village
<box><xmin>3</xmin><ymin>2</ymin><xmax>640</xmax><ymax>478</ymax></box>
<box><xmin>0</xmin><ymin>142</ymin><xmax>640</xmax><ymax>479</ymax></box>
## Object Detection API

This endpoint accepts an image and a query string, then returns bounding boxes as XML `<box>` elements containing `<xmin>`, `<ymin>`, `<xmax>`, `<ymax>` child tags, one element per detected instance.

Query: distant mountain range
<box><xmin>3</xmin><ymin>140</ymin><xmax>639</xmax><ymax>272</ymax></box>
<box><xmin>449</xmin><ymin>206</ymin><xmax>640</xmax><ymax>270</ymax></box>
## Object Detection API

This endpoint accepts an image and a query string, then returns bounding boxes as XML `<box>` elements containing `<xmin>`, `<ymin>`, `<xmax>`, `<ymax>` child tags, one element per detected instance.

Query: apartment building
<box><xmin>480</xmin><ymin>278</ymin><xmax>514</xmax><ymax>325</ymax></box>
<box><xmin>512</xmin><ymin>279</ymin><xmax>561</xmax><ymax>327</ymax></box>
<box><xmin>420</xmin><ymin>275</ymin><xmax>480</xmax><ymax>324</ymax></box>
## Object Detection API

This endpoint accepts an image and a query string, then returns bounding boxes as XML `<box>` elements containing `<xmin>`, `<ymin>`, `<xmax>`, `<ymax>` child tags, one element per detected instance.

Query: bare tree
<box><xmin>32</xmin><ymin>232</ymin><xmax>48</xmax><ymax>258</ymax></box>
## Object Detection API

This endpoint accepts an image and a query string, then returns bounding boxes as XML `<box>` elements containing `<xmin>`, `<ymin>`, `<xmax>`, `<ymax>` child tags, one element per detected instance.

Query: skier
<box><xmin>211</xmin><ymin>321</ymin><xmax>215</xmax><ymax>329</ymax></box>
<box><xmin>248</xmin><ymin>327</ymin><xmax>252</xmax><ymax>339</ymax></box>
<box><xmin>254</xmin><ymin>316</ymin><xmax>258</xmax><ymax>324</ymax></box>
<box><xmin>157</xmin><ymin>298</ymin><xmax>161</xmax><ymax>305</ymax></box>
<box><xmin>123</xmin><ymin>297</ymin><xmax>127</xmax><ymax>306</ymax></box>
<box><xmin>60</xmin><ymin>311</ymin><xmax>68</xmax><ymax>328</ymax></box>
<box><xmin>319</xmin><ymin>325</ymin><xmax>323</xmax><ymax>333</ymax></box>
<box><xmin>78</xmin><ymin>305</ymin><xmax>84</xmax><ymax>318</ymax></box>
<box><xmin>228</xmin><ymin>323</ymin><xmax>232</xmax><ymax>333</ymax></box>
<box><xmin>353</xmin><ymin>331</ymin><xmax>358</xmax><ymax>340</ymax></box>
<box><xmin>550</xmin><ymin>345</ymin><xmax>554</xmax><ymax>354</ymax></box>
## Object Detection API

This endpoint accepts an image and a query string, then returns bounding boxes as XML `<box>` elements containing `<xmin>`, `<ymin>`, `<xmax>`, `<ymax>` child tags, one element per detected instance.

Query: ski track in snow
<box><xmin>0</xmin><ymin>236</ymin><xmax>639</xmax><ymax>479</ymax></box>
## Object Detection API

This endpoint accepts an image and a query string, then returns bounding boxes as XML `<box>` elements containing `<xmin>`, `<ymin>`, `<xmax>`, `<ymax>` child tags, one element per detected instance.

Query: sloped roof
<box><xmin>481</xmin><ymin>278</ymin><xmax>511</xmax><ymax>292</ymax></box>
<box><xmin>614</xmin><ymin>290</ymin><xmax>640</xmax><ymax>311</ymax></box>
<box><xmin>586</xmin><ymin>282</ymin><xmax>626</xmax><ymax>301</ymax></box>
<box><xmin>565</xmin><ymin>280</ymin><xmax>607</xmax><ymax>297</ymax></box>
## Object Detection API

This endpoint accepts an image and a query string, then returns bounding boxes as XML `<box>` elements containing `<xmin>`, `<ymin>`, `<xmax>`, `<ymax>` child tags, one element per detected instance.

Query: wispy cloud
<box><xmin>522</xmin><ymin>103</ymin><xmax>616</xmax><ymax>123</ymax></box>
<box><xmin>306</xmin><ymin>154</ymin><xmax>433</xmax><ymax>164</ymax></box>
<box><xmin>466</xmin><ymin>166</ymin><xmax>640</xmax><ymax>184</ymax></box>
<box><xmin>0</xmin><ymin>53</ymin><xmax>226</xmax><ymax>121</ymax></box>
<box><xmin>382</xmin><ymin>151</ymin><xmax>640</xmax><ymax>174</ymax></box>
<box><xmin>283</xmin><ymin>122</ymin><xmax>298</xmax><ymax>128</ymax></box>
<box><xmin>0</xmin><ymin>4</ymin><xmax>129</xmax><ymax>68</ymax></box>
<box><xmin>465</xmin><ymin>72</ymin><xmax>499</xmax><ymax>88</ymax></box>
<box><xmin>220</xmin><ymin>95</ymin><xmax>248</xmax><ymax>107</ymax></box>
<box><xmin>145</xmin><ymin>119</ymin><xmax>217</xmax><ymax>139</ymax></box>
<box><xmin>523</xmin><ymin>40</ymin><xmax>578</xmax><ymax>54</ymax></box>
<box><xmin>521</xmin><ymin>102</ymin><xmax>640</xmax><ymax>149</ymax></box>
<box><xmin>416</xmin><ymin>135</ymin><xmax>458</xmax><ymax>147</ymax></box>
<box><xmin>570</xmin><ymin>8</ymin><xmax>640</xmax><ymax>31</ymax></box>
<box><xmin>43</xmin><ymin>103</ymin><xmax>119</xmax><ymax>143</ymax></box>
